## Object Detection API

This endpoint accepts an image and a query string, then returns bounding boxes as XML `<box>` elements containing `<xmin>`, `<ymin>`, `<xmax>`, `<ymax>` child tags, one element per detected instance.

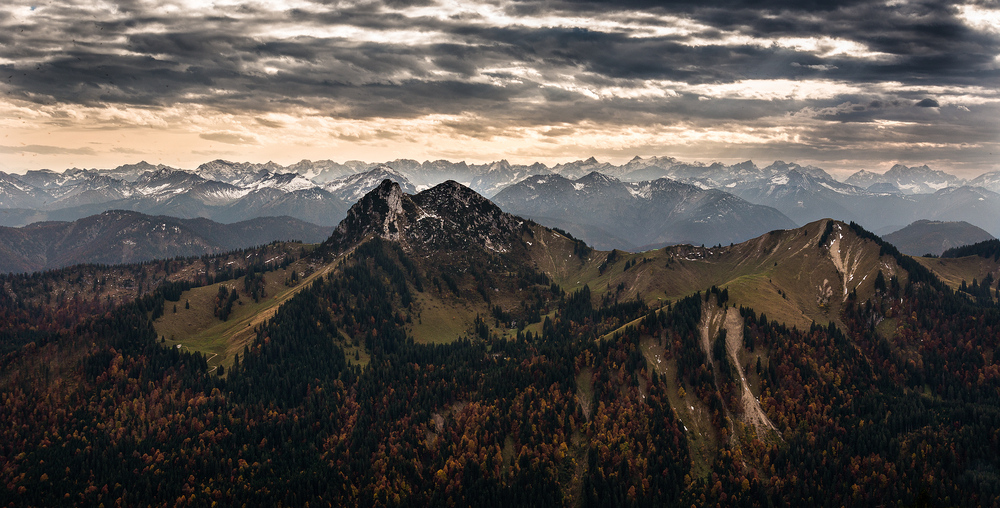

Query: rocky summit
<box><xmin>324</xmin><ymin>179</ymin><xmax>526</xmax><ymax>256</ymax></box>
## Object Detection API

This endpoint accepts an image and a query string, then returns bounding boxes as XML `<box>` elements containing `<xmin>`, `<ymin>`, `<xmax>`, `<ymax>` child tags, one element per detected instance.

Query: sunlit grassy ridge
<box><xmin>536</xmin><ymin>219</ymin><xmax>904</xmax><ymax>330</ymax></box>
<box><xmin>915</xmin><ymin>255</ymin><xmax>1000</xmax><ymax>291</ymax></box>
<box><xmin>154</xmin><ymin>256</ymin><xmax>336</xmax><ymax>372</ymax></box>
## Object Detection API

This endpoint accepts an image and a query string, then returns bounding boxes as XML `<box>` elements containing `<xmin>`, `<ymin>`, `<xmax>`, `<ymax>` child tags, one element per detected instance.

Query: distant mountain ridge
<box><xmin>4</xmin><ymin>156</ymin><xmax>998</xmax><ymax>249</ymax></box>
<box><xmin>0</xmin><ymin>166</ymin><xmax>417</xmax><ymax>228</ymax></box>
<box><xmin>492</xmin><ymin>172</ymin><xmax>797</xmax><ymax>250</ymax></box>
<box><xmin>19</xmin><ymin>156</ymin><xmax>993</xmax><ymax>199</ymax></box>
<box><xmin>845</xmin><ymin>164</ymin><xmax>965</xmax><ymax>194</ymax></box>
<box><xmin>0</xmin><ymin>210</ymin><xmax>333</xmax><ymax>273</ymax></box>
<box><xmin>882</xmin><ymin>220</ymin><xmax>996</xmax><ymax>256</ymax></box>
<box><xmin>323</xmin><ymin>165</ymin><xmax>418</xmax><ymax>203</ymax></box>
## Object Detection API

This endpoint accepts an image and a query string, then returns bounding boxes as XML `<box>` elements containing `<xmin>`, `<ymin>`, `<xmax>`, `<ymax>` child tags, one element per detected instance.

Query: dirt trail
<box><xmin>723</xmin><ymin>307</ymin><xmax>778</xmax><ymax>437</ymax></box>
<box><xmin>699</xmin><ymin>300</ymin><xmax>725</xmax><ymax>364</ymax></box>
<box><xmin>205</xmin><ymin>352</ymin><xmax>219</xmax><ymax>373</ymax></box>
<box><xmin>177</xmin><ymin>347</ymin><xmax>220</xmax><ymax>372</ymax></box>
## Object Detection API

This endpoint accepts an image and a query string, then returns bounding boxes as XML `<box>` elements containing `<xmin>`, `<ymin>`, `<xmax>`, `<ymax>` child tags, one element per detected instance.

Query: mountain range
<box><xmin>0</xmin><ymin>210</ymin><xmax>332</xmax><ymax>273</ymax></box>
<box><xmin>3</xmin><ymin>157</ymin><xmax>998</xmax><ymax>251</ymax></box>
<box><xmin>845</xmin><ymin>164</ymin><xmax>966</xmax><ymax>194</ymax></box>
<box><xmin>492</xmin><ymin>172</ymin><xmax>796</xmax><ymax>250</ymax></box>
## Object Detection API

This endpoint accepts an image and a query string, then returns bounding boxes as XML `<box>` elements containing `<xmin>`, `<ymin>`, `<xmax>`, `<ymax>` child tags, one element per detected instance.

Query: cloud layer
<box><xmin>1</xmin><ymin>0</ymin><xmax>997</xmax><ymax>175</ymax></box>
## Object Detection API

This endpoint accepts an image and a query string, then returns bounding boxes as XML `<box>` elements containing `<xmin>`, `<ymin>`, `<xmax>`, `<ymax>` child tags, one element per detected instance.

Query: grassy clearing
<box><xmin>640</xmin><ymin>337</ymin><xmax>718</xmax><ymax>479</ymax></box>
<box><xmin>501</xmin><ymin>435</ymin><xmax>515</xmax><ymax>474</ymax></box>
<box><xmin>336</xmin><ymin>329</ymin><xmax>372</xmax><ymax>368</ymax></box>
<box><xmin>407</xmin><ymin>276</ymin><xmax>557</xmax><ymax>344</ymax></box>
<box><xmin>876</xmin><ymin>317</ymin><xmax>899</xmax><ymax>341</ymax></box>
<box><xmin>724</xmin><ymin>272</ymin><xmax>816</xmax><ymax>330</ymax></box>
<box><xmin>511</xmin><ymin>310</ymin><xmax>554</xmax><ymax>339</ymax></box>
<box><xmin>407</xmin><ymin>291</ymin><xmax>483</xmax><ymax>344</ymax></box>
<box><xmin>154</xmin><ymin>258</ymin><xmax>336</xmax><ymax>373</ymax></box>
<box><xmin>575</xmin><ymin>368</ymin><xmax>593</xmax><ymax>421</ymax></box>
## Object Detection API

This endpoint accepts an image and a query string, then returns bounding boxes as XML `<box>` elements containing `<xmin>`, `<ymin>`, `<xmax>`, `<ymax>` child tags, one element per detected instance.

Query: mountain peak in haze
<box><xmin>324</xmin><ymin>165</ymin><xmax>417</xmax><ymax>202</ymax></box>
<box><xmin>578</xmin><ymin>171</ymin><xmax>619</xmax><ymax>186</ymax></box>
<box><xmin>847</xmin><ymin>163</ymin><xmax>964</xmax><ymax>194</ymax></box>
<box><xmin>493</xmin><ymin>171</ymin><xmax>796</xmax><ymax>250</ymax></box>
<box><xmin>882</xmin><ymin>219</ymin><xmax>996</xmax><ymax>256</ymax></box>
<box><xmin>484</xmin><ymin>160</ymin><xmax>512</xmax><ymax>173</ymax></box>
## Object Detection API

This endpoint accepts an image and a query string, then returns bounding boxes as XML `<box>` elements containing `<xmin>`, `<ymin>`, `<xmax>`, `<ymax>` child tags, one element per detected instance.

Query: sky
<box><xmin>0</xmin><ymin>0</ymin><xmax>998</xmax><ymax>179</ymax></box>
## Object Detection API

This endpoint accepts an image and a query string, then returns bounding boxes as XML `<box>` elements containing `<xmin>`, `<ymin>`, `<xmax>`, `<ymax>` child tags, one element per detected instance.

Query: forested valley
<box><xmin>1</xmin><ymin>220</ymin><xmax>1000</xmax><ymax>506</ymax></box>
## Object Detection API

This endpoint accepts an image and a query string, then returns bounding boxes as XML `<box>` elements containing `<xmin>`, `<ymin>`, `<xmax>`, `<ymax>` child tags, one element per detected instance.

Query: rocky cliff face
<box><xmin>323</xmin><ymin>179</ymin><xmax>526</xmax><ymax>256</ymax></box>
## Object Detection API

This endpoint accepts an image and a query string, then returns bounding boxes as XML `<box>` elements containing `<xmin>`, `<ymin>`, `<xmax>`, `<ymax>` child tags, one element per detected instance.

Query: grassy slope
<box><xmin>916</xmin><ymin>255</ymin><xmax>1000</xmax><ymax>290</ymax></box>
<box><xmin>154</xmin><ymin>257</ymin><xmax>337</xmax><ymax>372</ymax></box>
<box><xmin>155</xmin><ymin>231</ymin><xmax>567</xmax><ymax>363</ymax></box>
<box><xmin>535</xmin><ymin>220</ymin><xmax>902</xmax><ymax>331</ymax></box>
<box><xmin>407</xmin><ymin>290</ymin><xmax>482</xmax><ymax>345</ymax></box>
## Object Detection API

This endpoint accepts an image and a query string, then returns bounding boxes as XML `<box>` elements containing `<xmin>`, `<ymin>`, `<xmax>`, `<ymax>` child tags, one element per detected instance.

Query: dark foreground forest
<box><xmin>2</xmin><ymin>229</ymin><xmax>1000</xmax><ymax>507</ymax></box>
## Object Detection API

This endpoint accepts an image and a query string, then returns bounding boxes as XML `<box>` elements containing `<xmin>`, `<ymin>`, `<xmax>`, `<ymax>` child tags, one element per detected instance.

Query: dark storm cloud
<box><xmin>698</xmin><ymin>0</ymin><xmax>1000</xmax><ymax>82</ymax></box>
<box><xmin>3</xmin><ymin>1</ymin><xmax>995</xmax><ymax>106</ymax></box>
<box><xmin>0</xmin><ymin>0</ymin><xmax>997</xmax><ymax>165</ymax></box>
<box><xmin>558</xmin><ymin>0</ymin><xmax>874</xmax><ymax>10</ymax></box>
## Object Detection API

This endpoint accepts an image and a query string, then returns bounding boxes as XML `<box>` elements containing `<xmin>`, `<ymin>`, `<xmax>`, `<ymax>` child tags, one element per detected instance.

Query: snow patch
<box><xmin>416</xmin><ymin>209</ymin><xmax>441</xmax><ymax>221</ymax></box>
<box><xmin>626</xmin><ymin>184</ymin><xmax>651</xmax><ymax>199</ymax></box>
